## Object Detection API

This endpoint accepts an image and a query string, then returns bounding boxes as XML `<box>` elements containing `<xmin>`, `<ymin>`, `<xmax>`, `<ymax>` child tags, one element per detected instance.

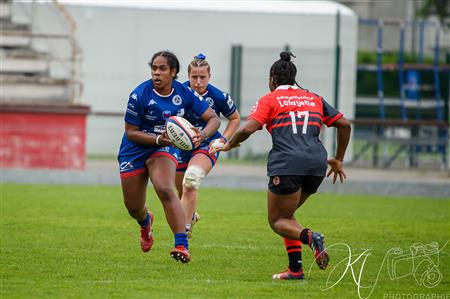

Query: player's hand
<box><xmin>326</xmin><ymin>157</ymin><xmax>346</xmax><ymax>184</ymax></box>
<box><xmin>209</xmin><ymin>140</ymin><xmax>240</xmax><ymax>154</ymax></box>
<box><xmin>192</xmin><ymin>127</ymin><xmax>205</xmax><ymax>148</ymax></box>
<box><xmin>208</xmin><ymin>138</ymin><xmax>225</xmax><ymax>154</ymax></box>
<box><xmin>158</xmin><ymin>131</ymin><xmax>173</xmax><ymax>146</ymax></box>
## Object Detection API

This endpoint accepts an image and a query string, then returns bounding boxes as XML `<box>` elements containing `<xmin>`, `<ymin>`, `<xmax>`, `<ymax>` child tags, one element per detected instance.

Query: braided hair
<box><xmin>270</xmin><ymin>51</ymin><xmax>299</xmax><ymax>87</ymax></box>
<box><xmin>188</xmin><ymin>53</ymin><xmax>210</xmax><ymax>74</ymax></box>
<box><xmin>149</xmin><ymin>50</ymin><xmax>180</xmax><ymax>79</ymax></box>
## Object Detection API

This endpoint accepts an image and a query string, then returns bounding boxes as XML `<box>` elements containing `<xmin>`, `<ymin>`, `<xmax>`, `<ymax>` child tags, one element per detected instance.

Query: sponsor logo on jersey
<box><xmin>149</xmin><ymin>99</ymin><xmax>157</xmax><ymax>106</ymax></box>
<box><xmin>162</xmin><ymin>110</ymin><xmax>172</xmax><ymax>119</ymax></box>
<box><xmin>177</xmin><ymin>109</ymin><xmax>185</xmax><ymax>117</ymax></box>
<box><xmin>130</xmin><ymin>93</ymin><xmax>138</xmax><ymax>100</ymax></box>
<box><xmin>128</xmin><ymin>102</ymin><xmax>134</xmax><ymax>109</ymax></box>
<box><xmin>120</xmin><ymin>161</ymin><xmax>134</xmax><ymax>171</ymax></box>
<box><xmin>145</xmin><ymin>115</ymin><xmax>157</xmax><ymax>121</ymax></box>
<box><xmin>205</xmin><ymin>97</ymin><xmax>214</xmax><ymax>107</ymax></box>
<box><xmin>154</xmin><ymin>125</ymin><xmax>165</xmax><ymax>133</ymax></box>
<box><xmin>227</xmin><ymin>96</ymin><xmax>234</xmax><ymax>108</ymax></box>
<box><xmin>276</xmin><ymin>96</ymin><xmax>316</xmax><ymax>108</ymax></box>
<box><xmin>250</xmin><ymin>102</ymin><xmax>259</xmax><ymax>115</ymax></box>
<box><xmin>126</xmin><ymin>108</ymin><xmax>138</xmax><ymax>116</ymax></box>
<box><xmin>172</xmin><ymin>95</ymin><xmax>182</xmax><ymax>105</ymax></box>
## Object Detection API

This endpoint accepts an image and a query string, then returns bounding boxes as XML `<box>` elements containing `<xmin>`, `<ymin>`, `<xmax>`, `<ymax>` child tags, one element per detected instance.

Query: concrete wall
<box><xmin>12</xmin><ymin>1</ymin><xmax>357</xmax><ymax>160</ymax></box>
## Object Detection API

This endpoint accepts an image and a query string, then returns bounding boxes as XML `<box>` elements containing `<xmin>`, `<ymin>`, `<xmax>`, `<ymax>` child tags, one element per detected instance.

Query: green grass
<box><xmin>1</xmin><ymin>184</ymin><xmax>449</xmax><ymax>299</ymax></box>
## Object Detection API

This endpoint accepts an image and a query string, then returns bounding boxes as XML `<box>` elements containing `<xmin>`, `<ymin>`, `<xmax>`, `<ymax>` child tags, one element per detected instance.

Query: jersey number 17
<box><xmin>289</xmin><ymin>111</ymin><xmax>309</xmax><ymax>134</ymax></box>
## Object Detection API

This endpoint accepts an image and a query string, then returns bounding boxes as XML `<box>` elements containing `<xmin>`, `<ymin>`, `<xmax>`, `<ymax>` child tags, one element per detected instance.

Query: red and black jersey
<box><xmin>248</xmin><ymin>85</ymin><xmax>343</xmax><ymax>177</ymax></box>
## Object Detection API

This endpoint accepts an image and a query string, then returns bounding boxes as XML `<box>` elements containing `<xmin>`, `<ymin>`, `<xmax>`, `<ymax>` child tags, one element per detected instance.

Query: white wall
<box><xmin>12</xmin><ymin>1</ymin><xmax>357</xmax><ymax>160</ymax></box>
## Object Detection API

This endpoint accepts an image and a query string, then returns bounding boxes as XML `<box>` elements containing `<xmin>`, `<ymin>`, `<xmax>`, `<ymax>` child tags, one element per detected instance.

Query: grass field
<box><xmin>1</xmin><ymin>184</ymin><xmax>449</xmax><ymax>299</ymax></box>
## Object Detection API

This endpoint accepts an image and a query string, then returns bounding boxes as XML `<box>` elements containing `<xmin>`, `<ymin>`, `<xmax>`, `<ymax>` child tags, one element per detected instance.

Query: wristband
<box><xmin>220</xmin><ymin>136</ymin><xmax>228</xmax><ymax>143</ymax></box>
<box><xmin>156</xmin><ymin>135</ymin><xmax>161</xmax><ymax>145</ymax></box>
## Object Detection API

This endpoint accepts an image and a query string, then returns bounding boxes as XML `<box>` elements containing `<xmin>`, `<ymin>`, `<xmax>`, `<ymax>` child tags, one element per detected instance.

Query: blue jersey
<box><xmin>175</xmin><ymin>82</ymin><xmax>237</xmax><ymax>171</ymax></box>
<box><xmin>120</xmin><ymin>79</ymin><xmax>209</xmax><ymax>152</ymax></box>
<box><xmin>183</xmin><ymin>82</ymin><xmax>237</xmax><ymax>132</ymax></box>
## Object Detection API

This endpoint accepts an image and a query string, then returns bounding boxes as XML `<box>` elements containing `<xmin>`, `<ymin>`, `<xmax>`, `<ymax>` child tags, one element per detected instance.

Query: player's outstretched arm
<box><xmin>210</xmin><ymin>119</ymin><xmax>261</xmax><ymax>154</ymax></box>
<box><xmin>327</xmin><ymin>117</ymin><xmax>351</xmax><ymax>184</ymax></box>
<box><xmin>222</xmin><ymin>111</ymin><xmax>241</xmax><ymax>141</ymax></box>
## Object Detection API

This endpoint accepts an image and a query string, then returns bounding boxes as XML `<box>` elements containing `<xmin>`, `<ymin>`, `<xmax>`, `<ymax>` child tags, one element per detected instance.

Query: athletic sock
<box><xmin>300</xmin><ymin>228</ymin><xmax>312</xmax><ymax>246</ymax></box>
<box><xmin>174</xmin><ymin>233</ymin><xmax>189</xmax><ymax>250</ymax></box>
<box><xmin>137</xmin><ymin>212</ymin><xmax>150</xmax><ymax>228</ymax></box>
<box><xmin>284</xmin><ymin>238</ymin><xmax>302</xmax><ymax>272</ymax></box>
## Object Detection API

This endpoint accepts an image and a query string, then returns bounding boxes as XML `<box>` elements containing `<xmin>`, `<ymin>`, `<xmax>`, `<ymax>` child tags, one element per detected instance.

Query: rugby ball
<box><xmin>165</xmin><ymin>116</ymin><xmax>195</xmax><ymax>151</ymax></box>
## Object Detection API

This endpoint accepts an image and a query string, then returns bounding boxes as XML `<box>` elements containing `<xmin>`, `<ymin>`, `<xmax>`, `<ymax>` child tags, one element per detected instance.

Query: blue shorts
<box><xmin>118</xmin><ymin>145</ymin><xmax>179</xmax><ymax>179</ymax></box>
<box><xmin>176</xmin><ymin>141</ymin><xmax>220</xmax><ymax>172</ymax></box>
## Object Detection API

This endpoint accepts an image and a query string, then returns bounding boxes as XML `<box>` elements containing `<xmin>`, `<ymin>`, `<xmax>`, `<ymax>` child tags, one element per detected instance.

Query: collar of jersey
<box><xmin>275</xmin><ymin>85</ymin><xmax>300</xmax><ymax>91</ymax></box>
<box><xmin>200</xmin><ymin>90</ymin><xmax>209</xmax><ymax>97</ymax></box>
<box><xmin>153</xmin><ymin>88</ymin><xmax>174</xmax><ymax>97</ymax></box>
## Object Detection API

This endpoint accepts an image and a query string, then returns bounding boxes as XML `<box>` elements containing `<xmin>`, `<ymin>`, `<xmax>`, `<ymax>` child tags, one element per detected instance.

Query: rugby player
<box><xmin>175</xmin><ymin>53</ymin><xmax>241</xmax><ymax>239</ymax></box>
<box><xmin>211</xmin><ymin>51</ymin><xmax>351</xmax><ymax>279</ymax></box>
<box><xmin>118</xmin><ymin>51</ymin><xmax>220</xmax><ymax>263</ymax></box>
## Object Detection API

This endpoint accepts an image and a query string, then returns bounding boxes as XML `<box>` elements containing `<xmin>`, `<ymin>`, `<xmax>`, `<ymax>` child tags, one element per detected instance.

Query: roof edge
<box><xmin>50</xmin><ymin>0</ymin><xmax>355</xmax><ymax>17</ymax></box>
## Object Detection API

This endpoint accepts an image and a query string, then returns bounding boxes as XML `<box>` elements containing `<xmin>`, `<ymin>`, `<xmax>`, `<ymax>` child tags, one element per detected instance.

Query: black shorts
<box><xmin>268</xmin><ymin>175</ymin><xmax>324</xmax><ymax>195</ymax></box>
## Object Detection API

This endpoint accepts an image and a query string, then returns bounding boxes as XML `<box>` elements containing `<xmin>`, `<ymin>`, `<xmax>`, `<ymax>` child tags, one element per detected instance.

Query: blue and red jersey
<box><xmin>118</xmin><ymin>79</ymin><xmax>210</xmax><ymax>176</ymax></box>
<box><xmin>119</xmin><ymin>79</ymin><xmax>209</xmax><ymax>152</ymax></box>
<box><xmin>183</xmin><ymin>82</ymin><xmax>237</xmax><ymax>141</ymax></box>
<box><xmin>248</xmin><ymin>85</ymin><xmax>343</xmax><ymax>177</ymax></box>
<box><xmin>174</xmin><ymin>82</ymin><xmax>237</xmax><ymax>171</ymax></box>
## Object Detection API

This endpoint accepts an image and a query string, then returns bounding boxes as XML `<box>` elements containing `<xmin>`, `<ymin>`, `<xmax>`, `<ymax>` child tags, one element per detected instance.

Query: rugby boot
<box><xmin>310</xmin><ymin>232</ymin><xmax>329</xmax><ymax>270</ymax></box>
<box><xmin>170</xmin><ymin>245</ymin><xmax>191</xmax><ymax>263</ymax></box>
<box><xmin>187</xmin><ymin>212</ymin><xmax>200</xmax><ymax>239</ymax></box>
<box><xmin>272</xmin><ymin>268</ymin><xmax>305</xmax><ymax>280</ymax></box>
<box><xmin>139</xmin><ymin>212</ymin><xmax>154</xmax><ymax>252</ymax></box>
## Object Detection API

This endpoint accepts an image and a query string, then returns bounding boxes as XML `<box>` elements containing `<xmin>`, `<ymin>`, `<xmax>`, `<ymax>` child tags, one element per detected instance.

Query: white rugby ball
<box><xmin>165</xmin><ymin>116</ymin><xmax>196</xmax><ymax>151</ymax></box>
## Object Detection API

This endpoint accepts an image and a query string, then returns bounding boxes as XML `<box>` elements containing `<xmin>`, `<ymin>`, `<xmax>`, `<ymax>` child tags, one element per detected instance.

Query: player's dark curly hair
<box><xmin>149</xmin><ymin>50</ymin><xmax>180</xmax><ymax>79</ymax></box>
<box><xmin>270</xmin><ymin>51</ymin><xmax>299</xmax><ymax>87</ymax></box>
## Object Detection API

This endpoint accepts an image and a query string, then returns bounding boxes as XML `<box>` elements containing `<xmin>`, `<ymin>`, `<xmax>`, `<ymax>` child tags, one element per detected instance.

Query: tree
<box><xmin>417</xmin><ymin>0</ymin><xmax>449</xmax><ymax>23</ymax></box>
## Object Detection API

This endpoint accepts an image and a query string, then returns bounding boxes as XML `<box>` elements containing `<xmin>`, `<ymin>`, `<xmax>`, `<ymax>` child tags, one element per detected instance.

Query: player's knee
<box><xmin>153</xmin><ymin>183</ymin><xmax>174</xmax><ymax>201</ymax></box>
<box><xmin>183</xmin><ymin>165</ymin><xmax>205</xmax><ymax>189</ymax></box>
<box><xmin>268</xmin><ymin>217</ymin><xmax>277</xmax><ymax>231</ymax></box>
<box><xmin>268</xmin><ymin>216</ymin><xmax>282</xmax><ymax>233</ymax></box>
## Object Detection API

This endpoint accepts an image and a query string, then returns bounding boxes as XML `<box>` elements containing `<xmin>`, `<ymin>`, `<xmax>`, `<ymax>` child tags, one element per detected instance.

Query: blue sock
<box><xmin>137</xmin><ymin>212</ymin><xmax>150</xmax><ymax>228</ymax></box>
<box><xmin>174</xmin><ymin>233</ymin><xmax>188</xmax><ymax>249</ymax></box>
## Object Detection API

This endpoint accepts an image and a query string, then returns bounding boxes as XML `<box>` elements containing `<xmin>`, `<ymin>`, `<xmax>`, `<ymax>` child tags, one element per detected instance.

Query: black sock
<box><xmin>300</xmin><ymin>228</ymin><xmax>312</xmax><ymax>246</ymax></box>
<box><xmin>284</xmin><ymin>238</ymin><xmax>303</xmax><ymax>272</ymax></box>
<box><xmin>288</xmin><ymin>250</ymin><xmax>302</xmax><ymax>272</ymax></box>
